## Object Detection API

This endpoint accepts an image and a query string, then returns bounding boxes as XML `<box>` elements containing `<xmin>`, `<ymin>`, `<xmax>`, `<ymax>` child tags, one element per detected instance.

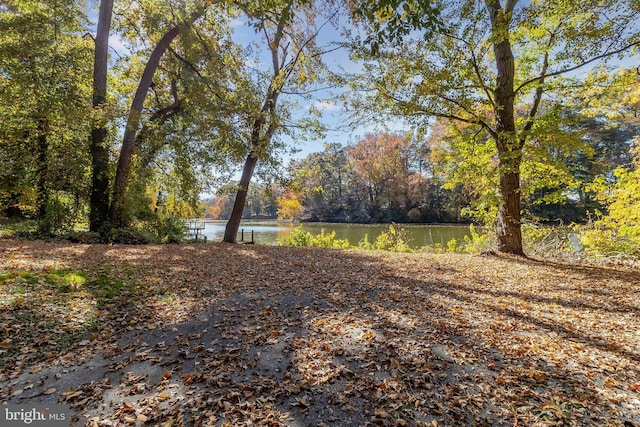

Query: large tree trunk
<box><xmin>109</xmin><ymin>26</ymin><xmax>182</xmax><ymax>227</ymax></box>
<box><xmin>222</xmin><ymin>0</ymin><xmax>295</xmax><ymax>241</ymax></box>
<box><xmin>89</xmin><ymin>0</ymin><xmax>114</xmax><ymax>232</ymax></box>
<box><xmin>36</xmin><ymin>120</ymin><xmax>49</xmax><ymax>221</ymax></box>
<box><xmin>487</xmin><ymin>0</ymin><xmax>525</xmax><ymax>256</ymax></box>
<box><xmin>223</xmin><ymin>152</ymin><xmax>259</xmax><ymax>243</ymax></box>
<box><xmin>496</xmin><ymin>156</ymin><xmax>524</xmax><ymax>255</ymax></box>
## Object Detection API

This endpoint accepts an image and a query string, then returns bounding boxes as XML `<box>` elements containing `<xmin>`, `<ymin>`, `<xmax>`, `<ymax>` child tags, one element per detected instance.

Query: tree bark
<box><xmin>487</xmin><ymin>0</ymin><xmax>525</xmax><ymax>256</ymax></box>
<box><xmin>496</xmin><ymin>156</ymin><xmax>524</xmax><ymax>255</ymax></box>
<box><xmin>224</xmin><ymin>85</ymin><xmax>281</xmax><ymax>242</ymax></box>
<box><xmin>36</xmin><ymin>120</ymin><xmax>49</xmax><ymax>221</ymax></box>
<box><xmin>89</xmin><ymin>0</ymin><xmax>114</xmax><ymax>232</ymax></box>
<box><xmin>223</xmin><ymin>152</ymin><xmax>260</xmax><ymax>243</ymax></box>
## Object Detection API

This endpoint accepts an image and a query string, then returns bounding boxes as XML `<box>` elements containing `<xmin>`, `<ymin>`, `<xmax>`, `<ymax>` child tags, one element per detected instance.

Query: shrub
<box><xmin>106</xmin><ymin>228</ymin><xmax>155</xmax><ymax>245</ymax></box>
<box><xmin>147</xmin><ymin>214</ymin><xmax>187</xmax><ymax>243</ymax></box>
<box><xmin>373</xmin><ymin>224</ymin><xmax>413</xmax><ymax>252</ymax></box>
<box><xmin>277</xmin><ymin>226</ymin><xmax>312</xmax><ymax>247</ymax></box>
<box><xmin>277</xmin><ymin>226</ymin><xmax>350</xmax><ymax>248</ymax></box>
<box><xmin>38</xmin><ymin>197</ymin><xmax>76</xmax><ymax>236</ymax></box>
<box><xmin>579</xmin><ymin>220</ymin><xmax>640</xmax><ymax>259</ymax></box>
<box><xmin>462</xmin><ymin>224</ymin><xmax>493</xmax><ymax>254</ymax></box>
<box><xmin>578</xmin><ymin>146</ymin><xmax>640</xmax><ymax>259</ymax></box>
<box><xmin>358</xmin><ymin>234</ymin><xmax>374</xmax><ymax>250</ymax></box>
<box><xmin>311</xmin><ymin>229</ymin><xmax>351</xmax><ymax>248</ymax></box>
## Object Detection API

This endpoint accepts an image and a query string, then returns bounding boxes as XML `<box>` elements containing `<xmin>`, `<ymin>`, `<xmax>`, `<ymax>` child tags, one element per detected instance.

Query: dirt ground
<box><xmin>0</xmin><ymin>239</ymin><xmax>639</xmax><ymax>426</ymax></box>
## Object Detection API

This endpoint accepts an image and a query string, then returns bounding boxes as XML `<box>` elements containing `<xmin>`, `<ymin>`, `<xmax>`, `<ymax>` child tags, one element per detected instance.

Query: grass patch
<box><xmin>44</xmin><ymin>270</ymin><xmax>87</xmax><ymax>293</ymax></box>
<box><xmin>1</xmin><ymin>272</ymin><xmax>39</xmax><ymax>306</ymax></box>
<box><xmin>0</xmin><ymin>269</ymin><xmax>100</xmax><ymax>368</ymax></box>
<box><xmin>87</xmin><ymin>274</ymin><xmax>138</xmax><ymax>301</ymax></box>
<box><xmin>0</xmin><ymin>219</ymin><xmax>38</xmax><ymax>238</ymax></box>
<box><xmin>0</xmin><ymin>267</ymin><xmax>139</xmax><ymax>368</ymax></box>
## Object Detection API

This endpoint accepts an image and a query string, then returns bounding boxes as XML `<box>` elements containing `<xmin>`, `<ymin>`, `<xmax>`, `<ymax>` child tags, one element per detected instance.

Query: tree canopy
<box><xmin>0</xmin><ymin>0</ymin><xmax>639</xmax><ymax>257</ymax></box>
<box><xmin>346</xmin><ymin>0</ymin><xmax>640</xmax><ymax>254</ymax></box>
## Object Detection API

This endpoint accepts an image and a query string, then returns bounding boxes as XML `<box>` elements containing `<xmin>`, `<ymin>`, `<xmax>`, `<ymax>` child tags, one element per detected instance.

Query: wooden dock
<box><xmin>185</xmin><ymin>221</ymin><xmax>206</xmax><ymax>242</ymax></box>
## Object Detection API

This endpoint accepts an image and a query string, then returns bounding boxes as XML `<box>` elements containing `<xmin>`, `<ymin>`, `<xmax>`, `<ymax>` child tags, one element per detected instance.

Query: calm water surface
<box><xmin>193</xmin><ymin>220</ymin><xmax>473</xmax><ymax>249</ymax></box>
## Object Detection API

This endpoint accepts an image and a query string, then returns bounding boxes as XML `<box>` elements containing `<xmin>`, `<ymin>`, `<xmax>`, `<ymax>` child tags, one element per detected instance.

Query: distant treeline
<box><xmin>204</xmin><ymin>123</ymin><xmax>637</xmax><ymax>226</ymax></box>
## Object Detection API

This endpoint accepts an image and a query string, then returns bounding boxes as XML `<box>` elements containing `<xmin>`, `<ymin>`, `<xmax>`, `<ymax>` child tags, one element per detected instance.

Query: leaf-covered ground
<box><xmin>0</xmin><ymin>238</ymin><xmax>639</xmax><ymax>426</ymax></box>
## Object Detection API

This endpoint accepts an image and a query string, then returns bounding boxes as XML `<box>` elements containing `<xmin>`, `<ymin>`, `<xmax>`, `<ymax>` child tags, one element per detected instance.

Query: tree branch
<box><xmin>505</xmin><ymin>0</ymin><xmax>519</xmax><ymax>13</ymax></box>
<box><xmin>444</xmin><ymin>32</ymin><xmax>495</xmax><ymax>106</ymax></box>
<box><xmin>520</xmin><ymin>25</ymin><xmax>559</xmax><ymax>135</ymax></box>
<box><xmin>167</xmin><ymin>46</ymin><xmax>224</xmax><ymax>100</ymax></box>
<box><xmin>515</xmin><ymin>39</ymin><xmax>640</xmax><ymax>94</ymax></box>
<box><xmin>380</xmin><ymin>88</ymin><xmax>498</xmax><ymax>140</ymax></box>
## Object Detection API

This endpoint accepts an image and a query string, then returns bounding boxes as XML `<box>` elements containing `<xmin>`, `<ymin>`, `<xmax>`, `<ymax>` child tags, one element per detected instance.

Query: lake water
<box><xmin>191</xmin><ymin>220</ymin><xmax>473</xmax><ymax>249</ymax></box>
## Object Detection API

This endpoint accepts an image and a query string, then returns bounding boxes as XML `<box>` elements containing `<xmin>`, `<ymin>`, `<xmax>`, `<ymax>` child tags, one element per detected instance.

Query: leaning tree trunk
<box><xmin>488</xmin><ymin>0</ymin><xmax>525</xmax><ymax>256</ymax></box>
<box><xmin>222</xmin><ymin>0</ymin><xmax>293</xmax><ymax>242</ymax></box>
<box><xmin>89</xmin><ymin>0</ymin><xmax>114</xmax><ymax>232</ymax></box>
<box><xmin>223</xmin><ymin>152</ymin><xmax>260</xmax><ymax>243</ymax></box>
<box><xmin>224</xmin><ymin>93</ymin><xmax>279</xmax><ymax>243</ymax></box>
<box><xmin>109</xmin><ymin>26</ymin><xmax>182</xmax><ymax>227</ymax></box>
<box><xmin>109</xmin><ymin>5</ymin><xmax>212</xmax><ymax>227</ymax></box>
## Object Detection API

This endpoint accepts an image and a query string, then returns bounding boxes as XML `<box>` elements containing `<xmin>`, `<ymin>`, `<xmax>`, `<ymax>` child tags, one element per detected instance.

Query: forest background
<box><xmin>1</xmin><ymin>0</ymin><xmax>640</xmax><ymax>258</ymax></box>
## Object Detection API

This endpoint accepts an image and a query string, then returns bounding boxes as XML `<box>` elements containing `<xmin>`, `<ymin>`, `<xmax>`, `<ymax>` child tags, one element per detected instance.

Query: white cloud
<box><xmin>230</xmin><ymin>18</ymin><xmax>245</xmax><ymax>28</ymax></box>
<box><xmin>310</xmin><ymin>101</ymin><xmax>340</xmax><ymax>111</ymax></box>
<box><xmin>108</xmin><ymin>35</ymin><xmax>130</xmax><ymax>57</ymax></box>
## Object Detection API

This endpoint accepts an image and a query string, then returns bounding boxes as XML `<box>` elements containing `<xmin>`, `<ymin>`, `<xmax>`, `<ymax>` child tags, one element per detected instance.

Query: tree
<box><xmin>0</xmin><ymin>0</ymin><xmax>92</xmax><ymax>232</ymax></box>
<box><xmin>109</xmin><ymin>1</ymin><xmax>220</xmax><ymax>227</ymax></box>
<box><xmin>108</xmin><ymin>0</ymin><xmax>256</xmax><ymax>229</ymax></box>
<box><xmin>290</xmin><ymin>143</ymin><xmax>352</xmax><ymax>222</ymax></box>
<box><xmin>223</xmin><ymin>0</ymin><xmax>332</xmax><ymax>242</ymax></box>
<box><xmin>346</xmin><ymin>133</ymin><xmax>411</xmax><ymax>222</ymax></box>
<box><xmin>246</xmin><ymin>183</ymin><xmax>279</xmax><ymax>218</ymax></box>
<box><xmin>521</xmin><ymin>67</ymin><xmax>640</xmax><ymax>222</ymax></box>
<box><xmin>350</xmin><ymin>0</ymin><xmax>640</xmax><ymax>255</ymax></box>
<box><xmin>204</xmin><ymin>185</ymin><xmax>237</xmax><ymax>219</ymax></box>
<box><xmin>276</xmin><ymin>188</ymin><xmax>303</xmax><ymax>219</ymax></box>
<box><xmin>581</xmin><ymin>144</ymin><xmax>640</xmax><ymax>257</ymax></box>
<box><xmin>89</xmin><ymin>0</ymin><xmax>114</xmax><ymax>232</ymax></box>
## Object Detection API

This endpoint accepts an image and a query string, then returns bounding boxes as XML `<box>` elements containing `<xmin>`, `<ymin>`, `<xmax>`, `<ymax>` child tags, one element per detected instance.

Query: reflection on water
<box><xmin>196</xmin><ymin>220</ymin><xmax>473</xmax><ymax>249</ymax></box>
